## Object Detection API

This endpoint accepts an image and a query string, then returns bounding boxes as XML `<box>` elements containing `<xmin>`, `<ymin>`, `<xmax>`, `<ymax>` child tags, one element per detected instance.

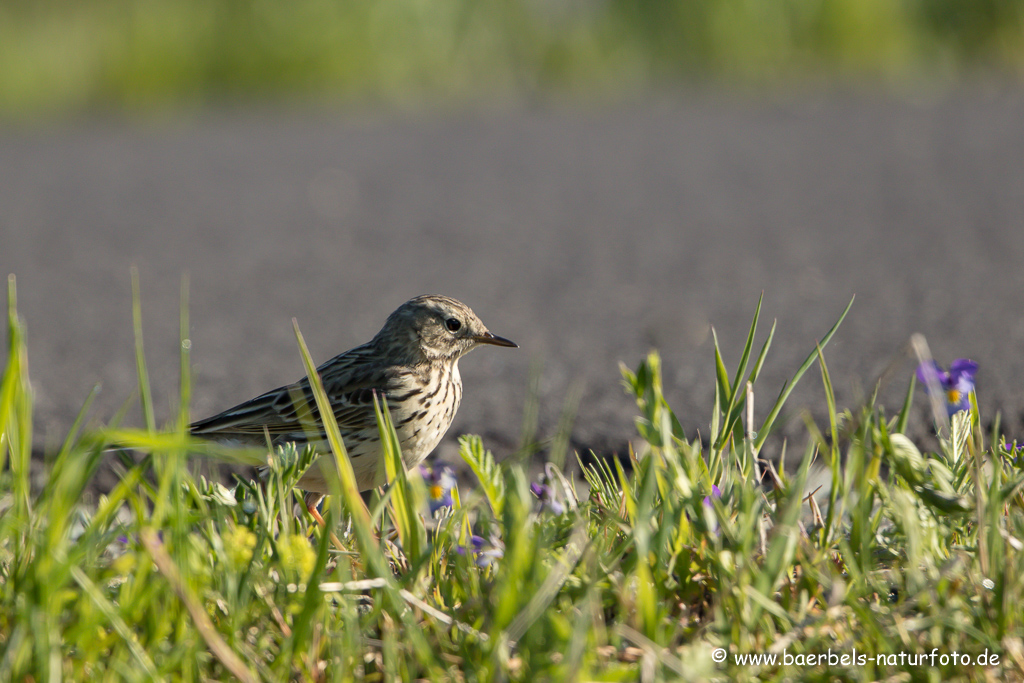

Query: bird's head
<box><xmin>376</xmin><ymin>295</ymin><xmax>517</xmax><ymax>363</ymax></box>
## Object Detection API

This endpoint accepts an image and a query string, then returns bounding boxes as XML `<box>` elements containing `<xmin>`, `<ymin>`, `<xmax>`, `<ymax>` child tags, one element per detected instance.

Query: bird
<box><xmin>190</xmin><ymin>295</ymin><xmax>517</xmax><ymax>524</ymax></box>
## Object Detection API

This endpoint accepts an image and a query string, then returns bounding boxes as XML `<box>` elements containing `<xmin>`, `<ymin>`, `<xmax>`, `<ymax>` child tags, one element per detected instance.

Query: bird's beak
<box><xmin>476</xmin><ymin>331</ymin><xmax>518</xmax><ymax>348</ymax></box>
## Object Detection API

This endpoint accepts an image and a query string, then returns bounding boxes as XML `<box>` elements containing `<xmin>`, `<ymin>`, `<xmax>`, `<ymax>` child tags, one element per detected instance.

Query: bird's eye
<box><xmin>445</xmin><ymin>318</ymin><xmax>462</xmax><ymax>332</ymax></box>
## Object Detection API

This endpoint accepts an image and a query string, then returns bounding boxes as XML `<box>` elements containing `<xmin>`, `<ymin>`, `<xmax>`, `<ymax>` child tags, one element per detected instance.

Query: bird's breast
<box><xmin>392</xmin><ymin>361</ymin><xmax>462</xmax><ymax>464</ymax></box>
<box><xmin>299</xmin><ymin>362</ymin><xmax>464</xmax><ymax>493</ymax></box>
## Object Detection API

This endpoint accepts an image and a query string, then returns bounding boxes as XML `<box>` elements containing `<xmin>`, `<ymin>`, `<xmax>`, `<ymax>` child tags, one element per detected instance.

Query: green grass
<box><xmin>2</xmin><ymin>0</ymin><xmax>1024</xmax><ymax>119</ymax></box>
<box><xmin>4</xmin><ymin>275</ymin><xmax>1024</xmax><ymax>681</ymax></box>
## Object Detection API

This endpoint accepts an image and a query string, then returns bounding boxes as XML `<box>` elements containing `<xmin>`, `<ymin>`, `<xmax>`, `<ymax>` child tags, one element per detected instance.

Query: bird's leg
<box><xmin>304</xmin><ymin>491</ymin><xmax>347</xmax><ymax>552</ymax></box>
<box><xmin>304</xmin><ymin>492</ymin><xmax>328</xmax><ymax>527</ymax></box>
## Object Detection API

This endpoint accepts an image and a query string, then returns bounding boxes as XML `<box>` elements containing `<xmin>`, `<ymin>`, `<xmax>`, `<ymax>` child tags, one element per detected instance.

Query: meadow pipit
<box><xmin>190</xmin><ymin>295</ymin><xmax>516</xmax><ymax>522</ymax></box>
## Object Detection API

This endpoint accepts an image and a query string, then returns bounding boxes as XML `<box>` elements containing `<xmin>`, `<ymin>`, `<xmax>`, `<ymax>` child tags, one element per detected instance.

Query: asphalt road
<box><xmin>3</xmin><ymin>89</ymin><xmax>1024</xmax><ymax>471</ymax></box>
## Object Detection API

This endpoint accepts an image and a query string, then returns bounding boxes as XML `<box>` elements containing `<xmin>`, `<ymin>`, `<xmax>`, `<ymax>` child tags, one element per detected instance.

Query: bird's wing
<box><xmin>190</xmin><ymin>344</ymin><xmax>392</xmax><ymax>443</ymax></box>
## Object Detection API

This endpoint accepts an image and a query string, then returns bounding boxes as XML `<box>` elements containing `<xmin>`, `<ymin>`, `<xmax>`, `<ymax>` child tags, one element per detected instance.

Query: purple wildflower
<box><xmin>455</xmin><ymin>534</ymin><xmax>504</xmax><ymax>567</ymax></box>
<box><xmin>702</xmin><ymin>484</ymin><xmax>722</xmax><ymax>509</ymax></box>
<box><xmin>530</xmin><ymin>479</ymin><xmax>566</xmax><ymax>516</ymax></box>
<box><xmin>917</xmin><ymin>359</ymin><xmax>978</xmax><ymax>416</ymax></box>
<box><xmin>702</xmin><ymin>484</ymin><xmax>722</xmax><ymax>534</ymax></box>
<box><xmin>1002</xmin><ymin>438</ymin><xmax>1024</xmax><ymax>465</ymax></box>
<box><xmin>420</xmin><ymin>465</ymin><xmax>456</xmax><ymax>515</ymax></box>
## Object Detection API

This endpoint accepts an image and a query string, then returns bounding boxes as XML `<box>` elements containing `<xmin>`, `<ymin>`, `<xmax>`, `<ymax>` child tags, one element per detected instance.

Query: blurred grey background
<box><xmin>2</xmin><ymin>0</ymin><xmax>1024</xmax><ymax>464</ymax></box>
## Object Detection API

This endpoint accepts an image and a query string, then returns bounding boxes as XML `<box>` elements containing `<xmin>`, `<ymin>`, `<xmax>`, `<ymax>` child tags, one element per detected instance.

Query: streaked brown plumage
<box><xmin>190</xmin><ymin>295</ymin><xmax>516</xmax><ymax>519</ymax></box>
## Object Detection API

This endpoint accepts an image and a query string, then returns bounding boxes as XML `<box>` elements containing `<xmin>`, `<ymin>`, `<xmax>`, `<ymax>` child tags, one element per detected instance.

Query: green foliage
<box><xmin>460</xmin><ymin>433</ymin><xmax>506</xmax><ymax>518</ymax></box>
<box><xmin>4</xmin><ymin>279</ymin><xmax>1024</xmax><ymax>680</ymax></box>
<box><xmin>2</xmin><ymin>0</ymin><xmax>1024</xmax><ymax>119</ymax></box>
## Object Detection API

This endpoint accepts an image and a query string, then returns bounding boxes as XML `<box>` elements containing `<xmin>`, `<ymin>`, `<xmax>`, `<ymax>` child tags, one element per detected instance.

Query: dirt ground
<box><xmin>3</xmin><ymin>89</ymin><xmax>1024</xmax><ymax>478</ymax></box>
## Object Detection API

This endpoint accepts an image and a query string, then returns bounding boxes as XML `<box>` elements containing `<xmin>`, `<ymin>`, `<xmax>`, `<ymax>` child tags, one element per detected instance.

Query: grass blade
<box><xmin>460</xmin><ymin>434</ymin><xmax>505</xmax><ymax>517</ymax></box>
<box><xmin>375</xmin><ymin>392</ymin><xmax>426</xmax><ymax>562</ymax></box>
<box><xmin>816</xmin><ymin>343</ymin><xmax>842</xmax><ymax>547</ymax></box>
<box><xmin>754</xmin><ymin>295</ymin><xmax>854</xmax><ymax>451</ymax></box>
<box><xmin>178</xmin><ymin>274</ymin><xmax>191</xmax><ymax>432</ymax></box>
<box><xmin>291</xmin><ymin>319</ymin><xmax>371</xmax><ymax>532</ymax></box>
<box><xmin>130</xmin><ymin>267</ymin><xmax>155</xmax><ymax>433</ymax></box>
